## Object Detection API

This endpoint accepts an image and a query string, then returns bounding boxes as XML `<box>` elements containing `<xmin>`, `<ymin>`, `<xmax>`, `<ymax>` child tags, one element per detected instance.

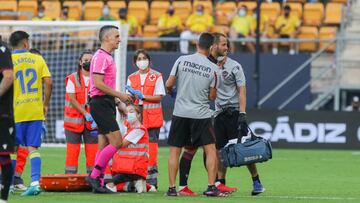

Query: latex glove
<box><xmin>133</xmin><ymin>90</ymin><xmax>144</xmax><ymax>100</ymax></box>
<box><xmin>169</xmin><ymin>86</ymin><xmax>177</xmax><ymax>98</ymax></box>
<box><xmin>238</xmin><ymin>112</ymin><xmax>248</xmax><ymax>138</ymax></box>
<box><xmin>85</xmin><ymin>113</ymin><xmax>94</xmax><ymax>122</ymax></box>
<box><xmin>91</xmin><ymin>121</ymin><xmax>97</xmax><ymax>129</ymax></box>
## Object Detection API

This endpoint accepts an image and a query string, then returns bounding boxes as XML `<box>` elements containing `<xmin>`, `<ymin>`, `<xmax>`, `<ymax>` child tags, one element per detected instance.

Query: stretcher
<box><xmin>40</xmin><ymin>174</ymin><xmax>91</xmax><ymax>192</ymax></box>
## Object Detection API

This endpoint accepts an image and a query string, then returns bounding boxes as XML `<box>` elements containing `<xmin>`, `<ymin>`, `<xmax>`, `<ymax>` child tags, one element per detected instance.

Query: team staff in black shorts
<box><xmin>0</xmin><ymin>36</ymin><xmax>15</xmax><ymax>202</ymax></box>
<box><xmin>165</xmin><ymin>33</ymin><xmax>227</xmax><ymax>197</ymax></box>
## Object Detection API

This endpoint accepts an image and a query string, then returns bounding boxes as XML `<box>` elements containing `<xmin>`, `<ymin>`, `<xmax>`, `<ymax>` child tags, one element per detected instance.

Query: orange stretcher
<box><xmin>40</xmin><ymin>174</ymin><xmax>91</xmax><ymax>192</ymax></box>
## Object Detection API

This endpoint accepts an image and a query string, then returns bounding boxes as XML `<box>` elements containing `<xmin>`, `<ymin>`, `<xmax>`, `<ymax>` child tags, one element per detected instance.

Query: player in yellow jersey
<box><xmin>9</xmin><ymin>31</ymin><xmax>53</xmax><ymax>196</ymax></box>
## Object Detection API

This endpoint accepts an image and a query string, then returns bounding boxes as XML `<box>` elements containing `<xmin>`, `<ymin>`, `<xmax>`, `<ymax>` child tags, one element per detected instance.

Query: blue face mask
<box><xmin>127</xmin><ymin>112</ymin><xmax>137</xmax><ymax>123</ymax></box>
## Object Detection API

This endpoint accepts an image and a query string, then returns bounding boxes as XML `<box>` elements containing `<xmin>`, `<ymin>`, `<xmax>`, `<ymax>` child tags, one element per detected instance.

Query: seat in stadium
<box><xmin>18</xmin><ymin>0</ymin><xmax>38</xmax><ymax>20</ymax></box>
<box><xmin>286</xmin><ymin>3</ymin><xmax>303</xmax><ymax>19</ymax></box>
<box><xmin>107</xmin><ymin>1</ymin><xmax>126</xmax><ymax>20</ymax></box>
<box><xmin>63</xmin><ymin>1</ymin><xmax>82</xmax><ymax>20</ymax></box>
<box><xmin>128</xmin><ymin>1</ymin><xmax>149</xmax><ymax>26</ymax></box>
<box><xmin>303</xmin><ymin>3</ymin><xmax>324</xmax><ymax>26</ymax></box>
<box><xmin>173</xmin><ymin>1</ymin><xmax>192</xmax><ymax>23</ymax></box>
<box><xmin>193</xmin><ymin>0</ymin><xmax>213</xmax><ymax>15</ymax></box>
<box><xmin>150</xmin><ymin>1</ymin><xmax>170</xmax><ymax>25</ymax></box>
<box><xmin>324</xmin><ymin>3</ymin><xmax>343</xmax><ymax>25</ymax></box>
<box><xmin>84</xmin><ymin>1</ymin><xmax>104</xmax><ymax>21</ymax></box>
<box><xmin>211</xmin><ymin>25</ymin><xmax>230</xmax><ymax>35</ymax></box>
<box><xmin>143</xmin><ymin>25</ymin><xmax>161</xmax><ymax>50</ymax></box>
<box><xmin>319</xmin><ymin>26</ymin><xmax>337</xmax><ymax>52</ymax></box>
<box><xmin>330</xmin><ymin>0</ymin><xmax>348</xmax><ymax>4</ymax></box>
<box><xmin>298</xmin><ymin>26</ymin><xmax>319</xmax><ymax>52</ymax></box>
<box><xmin>0</xmin><ymin>0</ymin><xmax>17</xmax><ymax>20</ymax></box>
<box><xmin>260</xmin><ymin>2</ymin><xmax>281</xmax><ymax>25</ymax></box>
<box><xmin>238</xmin><ymin>2</ymin><xmax>257</xmax><ymax>16</ymax></box>
<box><xmin>215</xmin><ymin>1</ymin><xmax>236</xmax><ymax>25</ymax></box>
<box><xmin>287</xmin><ymin>0</ymin><xmax>306</xmax><ymax>3</ymax></box>
<box><xmin>42</xmin><ymin>0</ymin><xmax>61</xmax><ymax>20</ymax></box>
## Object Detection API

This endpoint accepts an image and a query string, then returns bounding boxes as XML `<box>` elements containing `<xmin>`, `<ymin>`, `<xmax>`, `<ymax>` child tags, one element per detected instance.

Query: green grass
<box><xmin>10</xmin><ymin>147</ymin><xmax>360</xmax><ymax>203</ymax></box>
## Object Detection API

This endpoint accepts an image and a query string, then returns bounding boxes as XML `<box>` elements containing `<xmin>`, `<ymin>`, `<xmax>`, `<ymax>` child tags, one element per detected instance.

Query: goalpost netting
<box><xmin>0</xmin><ymin>21</ymin><xmax>129</xmax><ymax>145</ymax></box>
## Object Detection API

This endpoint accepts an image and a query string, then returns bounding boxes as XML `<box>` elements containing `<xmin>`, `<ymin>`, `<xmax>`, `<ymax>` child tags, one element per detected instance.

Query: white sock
<box><xmin>179</xmin><ymin>186</ymin><xmax>186</xmax><ymax>191</ymax></box>
<box><xmin>215</xmin><ymin>181</ymin><xmax>221</xmax><ymax>187</ymax></box>
<box><xmin>105</xmin><ymin>184</ymin><xmax>117</xmax><ymax>192</ymax></box>
<box><xmin>30</xmin><ymin>181</ymin><xmax>39</xmax><ymax>187</ymax></box>
<box><xmin>0</xmin><ymin>199</ymin><xmax>8</xmax><ymax>203</ymax></box>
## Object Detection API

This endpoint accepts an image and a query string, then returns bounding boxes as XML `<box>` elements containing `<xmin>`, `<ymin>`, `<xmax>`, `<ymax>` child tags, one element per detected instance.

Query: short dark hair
<box><xmin>198</xmin><ymin>32</ymin><xmax>214</xmax><ymax>50</ymax></box>
<box><xmin>99</xmin><ymin>25</ymin><xmax>118</xmax><ymax>42</ymax></box>
<box><xmin>133</xmin><ymin>49</ymin><xmax>151</xmax><ymax>64</ymax></box>
<box><xmin>29</xmin><ymin>48</ymin><xmax>42</xmax><ymax>55</ymax></box>
<box><xmin>213</xmin><ymin>32</ymin><xmax>227</xmax><ymax>44</ymax></box>
<box><xmin>62</xmin><ymin>5</ymin><xmax>69</xmax><ymax>10</ymax></box>
<box><xmin>284</xmin><ymin>5</ymin><xmax>291</xmax><ymax>11</ymax></box>
<box><xmin>9</xmin><ymin>30</ymin><xmax>29</xmax><ymax>47</ymax></box>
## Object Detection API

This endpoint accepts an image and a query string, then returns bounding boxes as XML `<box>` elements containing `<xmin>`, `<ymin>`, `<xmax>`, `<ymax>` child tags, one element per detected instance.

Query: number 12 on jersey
<box><xmin>15</xmin><ymin>68</ymin><xmax>38</xmax><ymax>94</ymax></box>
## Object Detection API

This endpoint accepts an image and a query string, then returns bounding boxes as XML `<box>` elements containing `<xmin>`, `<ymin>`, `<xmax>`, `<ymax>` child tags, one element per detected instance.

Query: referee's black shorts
<box><xmin>90</xmin><ymin>95</ymin><xmax>119</xmax><ymax>135</ymax></box>
<box><xmin>0</xmin><ymin>116</ymin><xmax>15</xmax><ymax>155</ymax></box>
<box><xmin>214</xmin><ymin>110</ymin><xmax>239</xmax><ymax>149</ymax></box>
<box><xmin>167</xmin><ymin>115</ymin><xmax>216</xmax><ymax>148</ymax></box>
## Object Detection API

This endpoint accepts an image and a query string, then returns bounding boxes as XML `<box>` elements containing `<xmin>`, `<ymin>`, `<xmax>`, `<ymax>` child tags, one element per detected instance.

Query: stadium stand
<box><xmin>172</xmin><ymin>1</ymin><xmax>192</xmax><ymax>22</ymax></box>
<box><xmin>193</xmin><ymin>0</ymin><xmax>213</xmax><ymax>15</ymax></box>
<box><xmin>319</xmin><ymin>26</ymin><xmax>337</xmax><ymax>52</ymax></box>
<box><xmin>0</xmin><ymin>0</ymin><xmax>17</xmax><ymax>20</ymax></box>
<box><xmin>215</xmin><ymin>1</ymin><xmax>236</xmax><ymax>25</ymax></box>
<box><xmin>108</xmin><ymin>1</ymin><xmax>126</xmax><ymax>20</ymax></box>
<box><xmin>42</xmin><ymin>0</ymin><xmax>61</xmax><ymax>20</ymax></box>
<box><xmin>142</xmin><ymin>25</ymin><xmax>161</xmax><ymax>50</ymax></box>
<box><xmin>63</xmin><ymin>1</ymin><xmax>82</xmax><ymax>20</ymax></box>
<box><xmin>286</xmin><ymin>2</ymin><xmax>303</xmax><ymax>18</ymax></box>
<box><xmin>303</xmin><ymin>3</ymin><xmax>325</xmax><ymax>27</ymax></box>
<box><xmin>18</xmin><ymin>0</ymin><xmax>38</xmax><ymax>20</ymax></box>
<box><xmin>84</xmin><ymin>1</ymin><xmax>104</xmax><ymax>21</ymax></box>
<box><xmin>260</xmin><ymin>2</ymin><xmax>281</xmax><ymax>25</ymax></box>
<box><xmin>128</xmin><ymin>1</ymin><xmax>149</xmax><ymax>25</ymax></box>
<box><xmin>237</xmin><ymin>1</ymin><xmax>257</xmax><ymax>16</ymax></box>
<box><xmin>150</xmin><ymin>1</ymin><xmax>170</xmax><ymax>25</ymax></box>
<box><xmin>324</xmin><ymin>3</ymin><xmax>343</xmax><ymax>25</ymax></box>
<box><xmin>298</xmin><ymin>26</ymin><xmax>319</xmax><ymax>52</ymax></box>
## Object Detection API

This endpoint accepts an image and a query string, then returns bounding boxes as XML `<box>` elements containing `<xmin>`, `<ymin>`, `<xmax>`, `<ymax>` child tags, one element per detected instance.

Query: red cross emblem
<box><xmin>149</xmin><ymin>74</ymin><xmax>156</xmax><ymax>81</ymax></box>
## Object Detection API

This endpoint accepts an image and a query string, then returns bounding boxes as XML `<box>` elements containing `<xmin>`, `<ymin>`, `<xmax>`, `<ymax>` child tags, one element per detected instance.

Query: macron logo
<box><xmin>0</xmin><ymin>46</ymin><xmax>6</xmax><ymax>53</ymax></box>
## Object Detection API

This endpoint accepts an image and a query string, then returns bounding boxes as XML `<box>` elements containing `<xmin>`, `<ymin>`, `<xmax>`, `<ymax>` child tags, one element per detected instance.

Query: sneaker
<box><xmin>21</xmin><ymin>185</ymin><xmax>41</xmax><ymax>196</ymax></box>
<box><xmin>9</xmin><ymin>185</ymin><xmax>15</xmax><ymax>195</ymax></box>
<box><xmin>103</xmin><ymin>185</ymin><xmax>117</xmax><ymax>193</ymax></box>
<box><xmin>203</xmin><ymin>185</ymin><xmax>228</xmax><ymax>197</ymax></box>
<box><xmin>166</xmin><ymin>187</ymin><xmax>178</xmax><ymax>196</ymax></box>
<box><xmin>146</xmin><ymin>184</ymin><xmax>157</xmax><ymax>192</ymax></box>
<box><xmin>85</xmin><ymin>176</ymin><xmax>106</xmax><ymax>193</ymax></box>
<box><xmin>216</xmin><ymin>183</ymin><xmax>237</xmax><ymax>193</ymax></box>
<box><xmin>178</xmin><ymin>186</ymin><xmax>198</xmax><ymax>196</ymax></box>
<box><xmin>251</xmin><ymin>180</ymin><xmax>265</xmax><ymax>196</ymax></box>
<box><xmin>134</xmin><ymin>179</ymin><xmax>146</xmax><ymax>193</ymax></box>
<box><xmin>14</xmin><ymin>183</ymin><xmax>28</xmax><ymax>191</ymax></box>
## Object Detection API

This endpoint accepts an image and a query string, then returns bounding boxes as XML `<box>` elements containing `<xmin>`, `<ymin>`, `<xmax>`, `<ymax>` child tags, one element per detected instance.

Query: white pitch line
<box><xmin>243</xmin><ymin>195</ymin><xmax>358</xmax><ymax>201</ymax></box>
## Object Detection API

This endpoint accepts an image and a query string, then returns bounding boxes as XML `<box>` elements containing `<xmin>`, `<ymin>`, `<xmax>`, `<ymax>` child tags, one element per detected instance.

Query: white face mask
<box><xmin>38</xmin><ymin>12</ymin><xmax>44</xmax><ymax>18</ymax></box>
<box><xmin>103</xmin><ymin>7</ymin><xmax>110</xmax><ymax>16</ymax></box>
<box><xmin>238</xmin><ymin>9</ymin><xmax>246</xmax><ymax>17</ymax></box>
<box><xmin>266</xmin><ymin>0</ymin><xmax>272</xmax><ymax>3</ymax></box>
<box><xmin>196</xmin><ymin>11</ymin><xmax>203</xmax><ymax>16</ymax></box>
<box><xmin>136</xmin><ymin>60</ymin><xmax>149</xmax><ymax>70</ymax></box>
<box><xmin>127</xmin><ymin>112</ymin><xmax>137</xmax><ymax>123</ymax></box>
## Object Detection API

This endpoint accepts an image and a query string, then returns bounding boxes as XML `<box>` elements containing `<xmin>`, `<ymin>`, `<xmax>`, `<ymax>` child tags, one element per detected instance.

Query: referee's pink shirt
<box><xmin>89</xmin><ymin>49</ymin><xmax>117</xmax><ymax>98</ymax></box>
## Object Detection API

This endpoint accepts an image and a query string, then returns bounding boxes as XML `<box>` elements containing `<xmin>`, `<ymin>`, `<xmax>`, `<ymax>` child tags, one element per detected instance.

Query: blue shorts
<box><xmin>15</xmin><ymin>120</ymin><xmax>42</xmax><ymax>147</ymax></box>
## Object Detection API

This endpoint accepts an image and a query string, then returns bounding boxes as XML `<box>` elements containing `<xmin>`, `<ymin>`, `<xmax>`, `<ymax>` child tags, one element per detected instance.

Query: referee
<box><xmin>86</xmin><ymin>25</ymin><xmax>131</xmax><ymax>193</ymax></box>
<box><xmin>165</xmin><ymin>32</ymin><xmax>225</xmax><ymax>197</ymax></box>
<box><xmin>0</xmin><ymin>36</ymin><xmax>15</xmax><ymax>202</ymax></box>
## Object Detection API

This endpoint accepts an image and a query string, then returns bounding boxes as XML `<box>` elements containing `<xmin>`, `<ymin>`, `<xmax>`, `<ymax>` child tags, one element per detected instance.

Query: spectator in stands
<box><xmin>251</xmin><ymin>8</ymin><xmax>270</xmax><ymax>52</ymax></box>
<box><xmin>118</xmin><ymin>8</ymin><xmax>139</xmax><ymax>37</ymax></box>
<box><xmin>32</xmin><ymin>5</ymin><xmax>52</xmax><ymax>21</ymax></box>
<box><xmin>98</xmin><ymin>4</ymin><xmax>115</xmax><ymax>21</ymax></box>
<box><xmin>179</xmin><ymin>4</ymin><xmax>214</xmax><ymax>54</ymax></box>
<box><xmin>158</xmin><ymin>6</ymin><xmax>182</xmax><ymax>51</ymax></box>
<box><xmin>58</xmin><ymin>6</ymin><xmax>73</xmax><ymax>21</ymax></box>
<box><xmin>229</xmin><ymin>5</ymin><xmax>256</xmax><ymax>53</ymax></box>
<box><xmin>272</xmin><ymin>5</ymin><xmax>301</xmax><ymax>55</ymax></box>
<box><xmin>345</xmin><ymin>96</ymin><xmax>360</xmax><ymax>111</ymax></box>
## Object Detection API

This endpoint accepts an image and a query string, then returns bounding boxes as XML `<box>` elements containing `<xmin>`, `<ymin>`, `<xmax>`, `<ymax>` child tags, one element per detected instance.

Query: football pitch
<box><xmin>10</xmin><ymin>147</ymin><xmax>360</xmax><ymax>203</ymax></box>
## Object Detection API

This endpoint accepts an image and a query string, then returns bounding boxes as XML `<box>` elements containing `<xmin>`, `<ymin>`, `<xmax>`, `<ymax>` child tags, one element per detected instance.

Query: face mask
<box><xmin>82</xmin><ymin>61</ymin><xmax>91</xmax><ymax>71</ymax></box>
<box><xmin>38</xmin><ymin>12</ymin><xmax>44</xmax><ymax>18</ymax></box>
<box><xmin>217</xmin><ymin>56</ymin><xmax>226</xmax><ymax>61</ymax></box>
<box><xmin>63</xmin><ymin>11</ymin><xmax>69</xmax><ymax>17</ymax></box>
<box><xmin>196</xmin><ymin>11</ymin><xmax>203</xmax><ymax>16</ymax></box>
<box><xmin>238</xmin><ymin>9</ymin><xmax>246</xmax><ymax>16</ymax></box>
<box><xmin>253</xmin><ymin>13</ymin><xmax>257</xmax><ymax>19</ymax></box>
<box><xmin>168</xmin><ymin>10</ymin><xmax>175</xmax><ymax>16</ymax></box>
<box><xmin>136</xmin><ymin>60</ymin><xmax>149</xmax><ymax>70</ymax></box>
<box><xmin>127</xmin><ymin>112</ymin><xmax>137</xmax><ymax>123</ymax></box>
<box><xmin>284</xmin><ymin>12</ymin><xmax>290</xmax><ymax>17</ymax></box>
<box><xmin>266</xmin><ymin>0</ymin><xmax>272</xmax><ymax>3</ymax></box>
<box><xmin>103</xmin><ymin>7</ymin><xmax>110</xmax><ymax>16</ymax></box>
